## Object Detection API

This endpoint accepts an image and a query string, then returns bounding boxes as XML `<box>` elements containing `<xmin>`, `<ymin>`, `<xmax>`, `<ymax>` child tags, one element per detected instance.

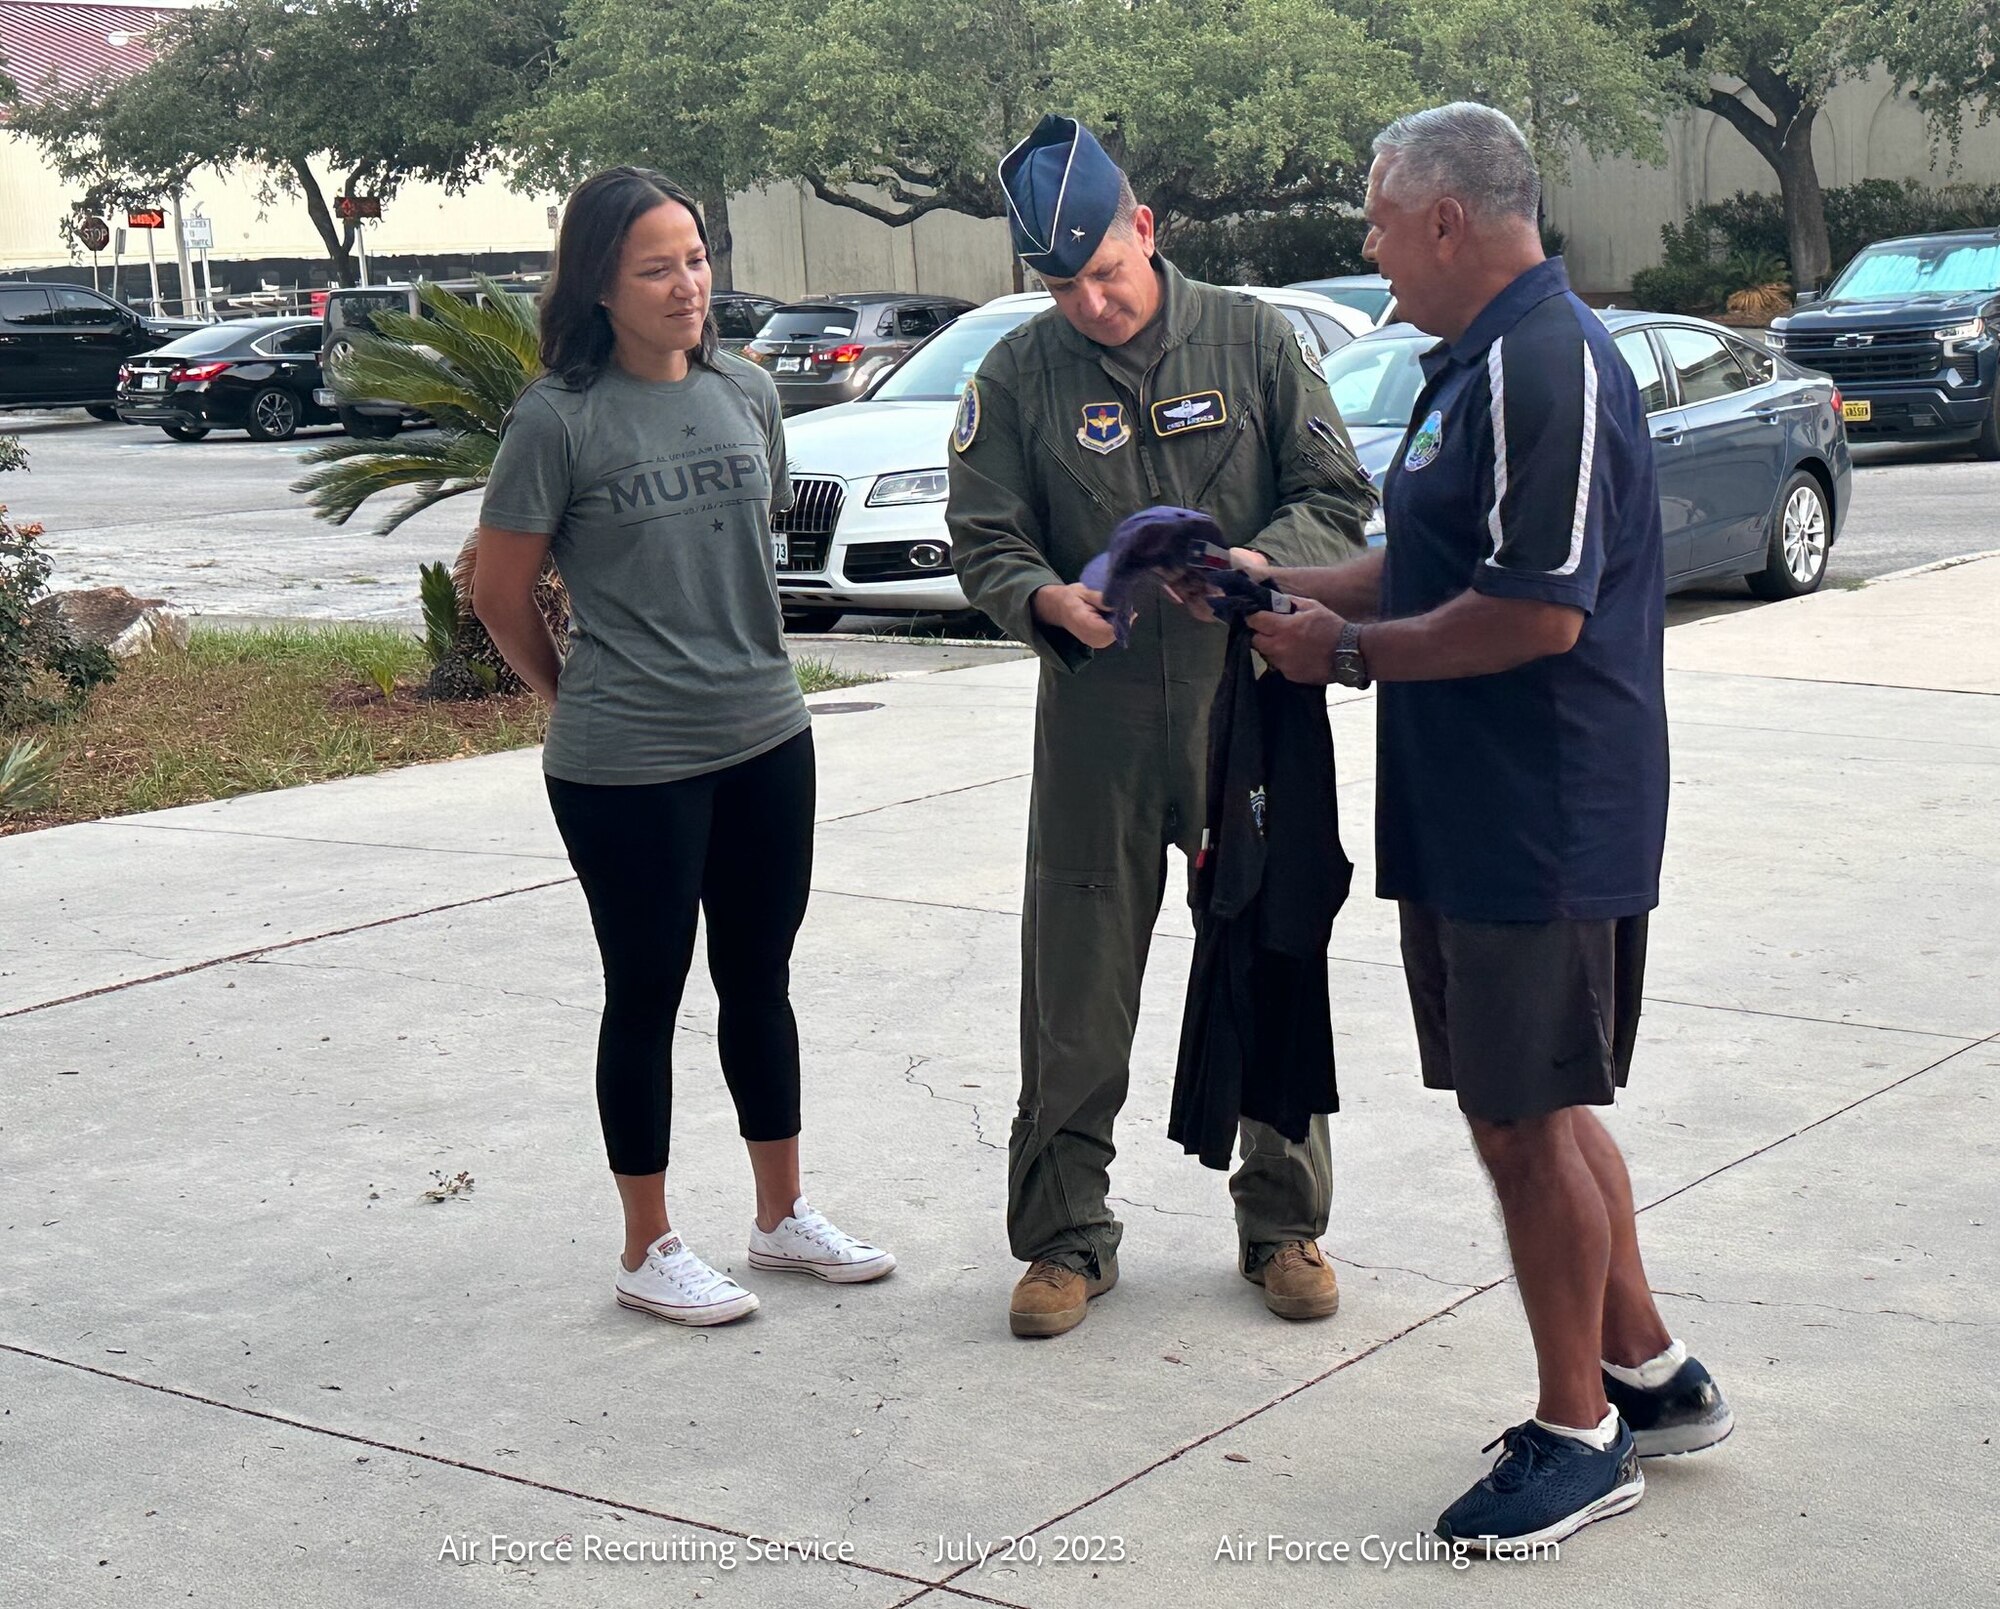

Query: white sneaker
<box><xmin>614</xmin><ymin>1232</ymin><xmax>759</xmax><ymax>1326</ymax></box>
<box><xmin>748</xmin><ymin>1198</ymin><xmax>896</xmax><ymax>1284</ymax></box>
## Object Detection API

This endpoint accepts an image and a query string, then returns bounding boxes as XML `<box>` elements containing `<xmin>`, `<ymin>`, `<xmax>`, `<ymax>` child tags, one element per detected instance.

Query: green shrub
<box><xmin>1166</xmin><ymin>207</ymin><xmax>1370</xmax><ymax>286</ymax></box>
<box><xmin>1643</xmin><ymin>179</ymin><xmax>2000</xmax><ymax>298</ymax></box>
<box><xmin>1629</xmin><ymin>261</ymin><xmax>1729</xmax><ymax>314</ymax></box>
<box><xmin>1</xmin><ymin>439</ymin><xmax>117</xmax><ymax>729</ymax></box>
<box><xmin>0</xmin><ymin>735</ymin><xmax>56</xmax><ymax>815</ymax></box>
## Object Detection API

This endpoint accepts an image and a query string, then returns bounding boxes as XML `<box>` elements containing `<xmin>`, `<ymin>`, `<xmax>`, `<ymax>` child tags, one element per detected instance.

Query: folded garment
<box><xmin>1081</xmin><ymin>505</ymin><xmax>1291</xmax><ymax>644</ymax></box>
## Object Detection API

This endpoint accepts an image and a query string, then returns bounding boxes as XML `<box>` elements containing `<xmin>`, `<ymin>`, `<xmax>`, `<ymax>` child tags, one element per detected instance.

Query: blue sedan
<box><xmin>1324</xmin><ymin>315</ymin><xmax>1853</xmax><ymax>599</ymax></box>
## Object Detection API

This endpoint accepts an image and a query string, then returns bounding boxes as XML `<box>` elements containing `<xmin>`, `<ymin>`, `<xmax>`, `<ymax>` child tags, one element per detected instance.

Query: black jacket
<box><xmin>1169</xmin><ymin>594</ymin><xmax>1352</xmax><ymax>1167</ymax></box>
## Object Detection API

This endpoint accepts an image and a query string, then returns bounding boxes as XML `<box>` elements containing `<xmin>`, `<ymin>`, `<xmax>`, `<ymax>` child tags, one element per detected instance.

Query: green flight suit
<box><xmin>946</xmin><ymin>259</ymin><xmax>1375</xmax><ymax>1277</ymax></box>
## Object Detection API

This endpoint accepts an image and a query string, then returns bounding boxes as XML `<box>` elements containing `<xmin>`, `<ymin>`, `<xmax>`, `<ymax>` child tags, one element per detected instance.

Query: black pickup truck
<box><xmin>1767</xmin><ymin>227</ymin><xmax>2000</xmax><ymax>458</ymax></box>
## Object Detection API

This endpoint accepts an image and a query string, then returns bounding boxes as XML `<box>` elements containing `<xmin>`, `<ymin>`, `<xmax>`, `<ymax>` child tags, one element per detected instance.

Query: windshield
<box><xmin>1319</xmin><ymin>286</ymin><xmax>1394</xmax><ymax>321</ymax></box>
<box><xmin>759</xmin><ymin>308</ymin><xmax>858</xmax><ymax>341</ymax></box>
<box><xmin>1321</xmin><ymin>335</ymin><xmax>1430</xmax><ymax>429</ymax></box>
<box><xmin>326</xmin><ymin>290</ymin><xmax>408</xmax><ymax>335</ymax></box>
<box><xmin>1827</xmin><ymin>238</ymin><xmax>2000</xmax><ymax>302</ymax></box>
<box><xmin>154</xmin><ymin>324</ymin><xmax>255</xmax><ymax>357</ymax></box>
<box><xmin>871</xmin><ymin>306</ymin><xmax>1040</xmax><ymax>402</ymax></box>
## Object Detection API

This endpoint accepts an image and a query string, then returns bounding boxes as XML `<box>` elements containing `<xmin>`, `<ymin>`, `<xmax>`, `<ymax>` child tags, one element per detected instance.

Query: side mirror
<box><xmin>1792</xmin><ymin>290</ymin><xmax>1821</xmax><ymax>308</ymax></box>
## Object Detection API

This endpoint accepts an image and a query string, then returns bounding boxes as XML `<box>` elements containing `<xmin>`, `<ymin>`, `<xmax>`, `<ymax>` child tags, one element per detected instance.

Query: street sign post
<box><xmin>184</xmin><ymin>215</ymin><xmax>213</xmax><ymax>251</ymax></box>
<box><xmin>127</xmin><ymin>208</ymin><xmax>166</xmax><ymax>314</ymax></box>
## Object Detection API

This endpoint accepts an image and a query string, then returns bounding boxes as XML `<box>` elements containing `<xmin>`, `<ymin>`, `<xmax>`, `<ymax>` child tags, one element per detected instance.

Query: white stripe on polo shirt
<box><xmin>1484</xmin><ymin>340</ymin><xmax>1507</xmax><ymax>562</ymax></box>
<box><xmin>1558</xmin><ymin>344</ymin><xmax>1599</xmax><ymax>577</ymax></box>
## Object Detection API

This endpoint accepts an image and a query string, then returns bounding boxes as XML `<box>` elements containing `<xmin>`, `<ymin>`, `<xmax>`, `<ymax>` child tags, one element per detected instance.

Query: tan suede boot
<box><xmin>1009</xmin><ymin>1255</ymin><xmax>1119</xmax><ymax>1338</ymax></box>
<box><xmin>1247</xmin><ymin>1240</ymin><xmax>1340</xmax><ymax>1320</ymax></box>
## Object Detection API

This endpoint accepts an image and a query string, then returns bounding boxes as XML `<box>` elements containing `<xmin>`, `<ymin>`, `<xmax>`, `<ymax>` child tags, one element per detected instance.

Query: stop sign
<box><xmin>78</xmin><ymin>215</ymin><xmax>111</xmax><ymax>251</ymax></box>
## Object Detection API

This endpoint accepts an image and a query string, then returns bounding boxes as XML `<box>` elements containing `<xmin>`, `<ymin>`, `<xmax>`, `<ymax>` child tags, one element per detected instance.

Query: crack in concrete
<box><xmin>250</xmin><ymin>954</ymin><xmax>600</xmax><ymax>1018</ymax></box>
<box><xmin>900</xmin><ymin>1056</ymin><xmax>1003</xmax><ymax>1152</ymax></box>
<box><xmin>1106</xmin><ymin>1194</ymin><xmax>1231</xmax><ymax>1222</ymax></box>
<box><xmin>1328</xmin><ymin>1254</ymin><xmax>1483</xmax><ymax>1292</ymax></box>
<box><xmin>1654</xmin><ymin>1287</ymin><xmax>1994</xmax><ymax>1328</ymax></box>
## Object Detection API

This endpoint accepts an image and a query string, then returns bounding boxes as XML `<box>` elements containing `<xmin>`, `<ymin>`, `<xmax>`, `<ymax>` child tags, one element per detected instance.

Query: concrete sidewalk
<box><xmin>3</xmin><ymin>563</ymin><xmax>1996</xmax><ymax>1606</ymax></box>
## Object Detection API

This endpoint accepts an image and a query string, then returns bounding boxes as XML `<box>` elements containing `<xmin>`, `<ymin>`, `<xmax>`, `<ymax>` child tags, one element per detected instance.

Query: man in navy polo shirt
<box><xmin>1242</xmin><ymin>104</ymin><xmax>1732</xmax><ymax>1552</ymax></box>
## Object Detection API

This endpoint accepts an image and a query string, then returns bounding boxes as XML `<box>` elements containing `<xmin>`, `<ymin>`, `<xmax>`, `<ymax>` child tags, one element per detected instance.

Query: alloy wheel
<box><xmin>1780</xmin><ymin>484</ymin><xmax>1827</xmax><ymax>585</ymax></box>
<box><xmin>254</xmin><ymin>391</ymin><xmax>298</xmax><ymax>437</ymax></box>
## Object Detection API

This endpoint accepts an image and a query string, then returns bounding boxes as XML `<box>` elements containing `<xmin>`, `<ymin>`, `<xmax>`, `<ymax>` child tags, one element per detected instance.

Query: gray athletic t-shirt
<box><xmin>481</xmin><ymin>356</ymin><xmax>807</xmax><ymax>785</ymax></box>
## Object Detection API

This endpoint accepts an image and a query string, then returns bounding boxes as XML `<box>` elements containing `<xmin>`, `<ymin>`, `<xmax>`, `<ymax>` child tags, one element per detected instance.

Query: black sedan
<box><xmin>117</xmin><ymin>318</ymin><xmax>336</xmax><ymax>441</ymax></box>
<box><xmin>1323</xmin><ymin>313</ymin><xmax>1853</xmax><ymax>599</ymax></box>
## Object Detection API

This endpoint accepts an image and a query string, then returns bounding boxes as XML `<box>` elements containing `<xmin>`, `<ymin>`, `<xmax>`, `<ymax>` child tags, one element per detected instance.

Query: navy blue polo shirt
<box><xmin>1375</xmin><ymin>259</ymin><xmax>1668</xmax><ymax>922</ymax></box>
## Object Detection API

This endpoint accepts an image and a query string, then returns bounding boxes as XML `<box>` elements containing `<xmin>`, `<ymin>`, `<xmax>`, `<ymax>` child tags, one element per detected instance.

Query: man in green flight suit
<box><xmin>947</xmin><ymin>114</ymin><xmax>1376</xmax><ymax>1339</ymax></box>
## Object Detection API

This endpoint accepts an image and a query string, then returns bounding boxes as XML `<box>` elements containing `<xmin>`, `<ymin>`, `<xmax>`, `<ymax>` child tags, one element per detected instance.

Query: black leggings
<box><xmin>546</xmin><ymin>730</ymin><xmax>814</xmax><ymax>1176</ymax></box>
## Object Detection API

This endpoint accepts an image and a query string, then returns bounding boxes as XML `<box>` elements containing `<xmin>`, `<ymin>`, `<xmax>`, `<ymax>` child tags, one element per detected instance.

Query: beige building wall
<box><xmin>1</xmin><ymin>137</ymin><xmax>1017</xmax><ymax>304</ymax></box>
<box><xmin>1546</xmin><ymin>70</ymin><xmax>2000</xmax><ymax>296</ymax></box>
<box><xmin>0</xmin><ymin>137</ymin><xmax>561</xmax><ymax>279</ymax></box>
<box><xmin>728</xmin><ymin>182</ymin><xmax>1015</xmax><ymax>303</ymax></box>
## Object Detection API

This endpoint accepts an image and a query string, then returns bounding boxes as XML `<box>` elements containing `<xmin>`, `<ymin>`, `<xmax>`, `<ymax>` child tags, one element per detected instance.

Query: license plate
<box><xmin>1842</xmin><ymin>399</ymin><xmax>1871</xmax><ymax>423</ymax></box>
<box><xmin>140</xmin><ymin>373</ymin><xmax>164</xmax><ymax>391</ymax></box>
<box><xmin>775</xmin><ymin>357</ymin><xmax>807</xmax><ymax>374</ymax></box>
<box><xmin>772</xmin><ymin>535</ymin><xmax>789</xmax><ymax>566</ymax></box>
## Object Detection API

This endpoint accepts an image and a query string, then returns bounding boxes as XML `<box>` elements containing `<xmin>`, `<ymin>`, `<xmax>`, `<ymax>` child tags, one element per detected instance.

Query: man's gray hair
<box><xmin>1373</xmin><ymin>103</ymin><xmax>1541</xmax><ymax>225</ymax></box>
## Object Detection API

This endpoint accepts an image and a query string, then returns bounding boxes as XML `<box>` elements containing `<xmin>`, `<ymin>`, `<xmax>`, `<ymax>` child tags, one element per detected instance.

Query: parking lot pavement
<box><xmin>7</xmin><ymin>409</ymin><xmax>2000</xmax><ymax>638</ymax></box>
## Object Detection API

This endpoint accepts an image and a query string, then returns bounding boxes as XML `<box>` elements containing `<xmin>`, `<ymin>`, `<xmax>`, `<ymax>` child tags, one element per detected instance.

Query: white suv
<box><xmin>775</xmin><ymin>287</ymin><xmax>1370</xmax><ymax>631</ymax></box>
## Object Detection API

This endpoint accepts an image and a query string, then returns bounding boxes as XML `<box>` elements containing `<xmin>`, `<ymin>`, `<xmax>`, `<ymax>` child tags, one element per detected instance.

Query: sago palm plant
<box><xmin>293</xmin><ymin>278</ymin><xmax>566</xmax><ymax>696</ymax></box>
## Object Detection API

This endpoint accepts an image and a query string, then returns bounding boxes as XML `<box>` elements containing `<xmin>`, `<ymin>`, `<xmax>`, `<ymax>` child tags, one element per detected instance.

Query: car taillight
<box><xmin>822</xmin><ymin>343</ymin><xmax>866</xmax><ymax>365</ymax></box>
<box><xmin>1829</xmin><ymin>388</ymin><xmax>1842</xmax><ymax>413</ymax></box>
<box><xmin>741</xmin><ymin>346</ymin><xmax>767</xmax><ymax>364</ymax></box>
<box><xmin>172</xmin><ymin>362</ymin><xmax>230</xmax><ymax>382</ymax></box>
<box><xmin>117</xmin><ymin>365</ymin><xmax>132</xmax><ymax>384</ymax></box>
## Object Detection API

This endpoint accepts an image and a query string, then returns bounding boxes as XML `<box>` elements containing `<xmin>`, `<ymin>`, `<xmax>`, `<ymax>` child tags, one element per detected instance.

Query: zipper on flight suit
<box><xmin>1191</xmin><ymin>411</ymin><xmax>1252</xmax><ymax>509</ymax></box>
<box><xmin>1034</xmin><ymin>427</ymin><xmax>1110</xmax><ymax>510</ymax></box>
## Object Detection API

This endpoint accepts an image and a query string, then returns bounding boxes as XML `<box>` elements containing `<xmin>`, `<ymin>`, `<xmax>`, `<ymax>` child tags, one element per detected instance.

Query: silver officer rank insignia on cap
<box><xmin>1077</xmin><ymin>401</ymin><xmax>1131</xmax><ymax>455</ymax></box>
<box><xmin>1151</xmin><ymin>391</ymin><xmax>1228</xmax><ymax>437</ymax></box>
<box><xmin>952</xmin><ymin>381</ymin><xmax>981</xmax><ymax>454</ymax></box>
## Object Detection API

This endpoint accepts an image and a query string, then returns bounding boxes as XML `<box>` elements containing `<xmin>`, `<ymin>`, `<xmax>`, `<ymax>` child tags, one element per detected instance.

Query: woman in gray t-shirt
<box><xmin>476</xmin><ymin>168</ymin><xmax>895</xmax><ymax>1325</ymax></box>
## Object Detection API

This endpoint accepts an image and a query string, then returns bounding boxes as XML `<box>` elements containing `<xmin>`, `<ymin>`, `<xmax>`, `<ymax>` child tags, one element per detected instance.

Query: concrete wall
<box><xmin>0</xmin><ymin>140</ymin><xmax>1017</xmax><ymax>305</ymax></box>
<box><xmin>1546</xmin><ymin>70</ymin><xmax>2000</xmax><ymax>296</ymax></box>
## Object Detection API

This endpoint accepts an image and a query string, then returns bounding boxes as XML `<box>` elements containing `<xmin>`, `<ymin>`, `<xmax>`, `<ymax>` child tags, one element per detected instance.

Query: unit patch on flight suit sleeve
<box><xmin>952</xmin><ymin>381</ymin><xmax>981</xmax><ymax>453</ymax></box>
<box><xmin>1151</xmin><ymin>390</ymin><xmax>1228</xmax><ymax>437</ymax></box>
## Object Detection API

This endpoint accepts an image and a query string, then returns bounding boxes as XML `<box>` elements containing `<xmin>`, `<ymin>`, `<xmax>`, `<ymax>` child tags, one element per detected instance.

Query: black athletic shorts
<box><xmin>1398</xmin><ymin>902</ymin><xmax>1649</xmax><ymax>1122</ymax></box>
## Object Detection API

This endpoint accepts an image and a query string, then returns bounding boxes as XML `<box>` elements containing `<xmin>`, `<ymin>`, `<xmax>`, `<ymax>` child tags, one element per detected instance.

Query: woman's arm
<box><xmin>471</xmin><ymin>526</ymin><xmax>561</xmax><ymax>705</ymax></box>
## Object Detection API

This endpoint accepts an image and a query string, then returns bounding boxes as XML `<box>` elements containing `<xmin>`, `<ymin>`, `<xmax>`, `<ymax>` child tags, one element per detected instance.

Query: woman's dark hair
<box><xmin>539</xmin><ymin>167</ymin><xmax>718</xmax><ymax>388</ymax></box>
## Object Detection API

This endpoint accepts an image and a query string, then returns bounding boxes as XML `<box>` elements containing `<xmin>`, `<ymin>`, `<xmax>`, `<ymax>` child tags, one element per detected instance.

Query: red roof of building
<box><xmin>0</xmin><ymin>0</ymin><xmax>185</xmax><ymax>101</ymax></box>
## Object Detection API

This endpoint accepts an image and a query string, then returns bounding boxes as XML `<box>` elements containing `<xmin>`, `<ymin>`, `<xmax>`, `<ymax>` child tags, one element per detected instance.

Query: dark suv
<box><xmin>0</xmin><ymin>283</ymin><xmax>206</xmax><ymax>418</ymax></box>
<box><xmin>744</xmin><ymin>294</ymin><xmax>973</xmax><ymax>413</ymax></box>
<box><xmin>1768</xmin><ymin>227</ymin><xmax>2000</xmax><ymax>458</ymax></box>
<box><xmin>318</xmin><ymin>277</ymin><xmax>544</xmax><ymax>437</ymax></box>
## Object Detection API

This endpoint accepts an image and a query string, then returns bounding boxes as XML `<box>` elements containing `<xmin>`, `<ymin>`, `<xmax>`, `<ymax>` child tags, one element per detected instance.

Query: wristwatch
<box><xmin>1331</xmin><ymin>621</ymin><xmax>1371</xmax><ymax>689</ymax></box>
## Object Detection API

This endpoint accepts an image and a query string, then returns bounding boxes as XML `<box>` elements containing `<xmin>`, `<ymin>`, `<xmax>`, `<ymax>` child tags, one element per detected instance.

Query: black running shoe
<box><xmin>1435</xmin><ymin>1419</ymin><xmax>1643</xmax><ymax>1555</ymax></box>
<box><xmin>1602</xmin><ymin>1356</ymin><xmax>1733</xmax><ymax>1457</ymax></box>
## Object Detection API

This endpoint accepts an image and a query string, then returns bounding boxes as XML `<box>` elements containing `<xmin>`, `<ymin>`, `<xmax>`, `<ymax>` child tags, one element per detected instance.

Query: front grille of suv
<box><xmin>1787</xmin><ymin>330</ymin><xmax>1942</xmax><ymax>385</ymax></box>
<box><xmin>772</xmin><ymin>475</ymin><xmax>844</xmax><ymax>573</ymax></box>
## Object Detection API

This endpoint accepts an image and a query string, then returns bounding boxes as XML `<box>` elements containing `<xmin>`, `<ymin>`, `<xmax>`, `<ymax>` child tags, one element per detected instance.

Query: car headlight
<box><xmin>866</xmin><ymin>469</ymin><xmax>949</xmax><ymax>506</ymax></box>
<box><xmin>1935</xmin><ymin>319</ymin><xmax>1985</xmax><ymax>344</ymax></box>
<box><xmin>1764</xmin><ymin>330</ymin><xmax>1788</xmax><ymax>350</ymax></box>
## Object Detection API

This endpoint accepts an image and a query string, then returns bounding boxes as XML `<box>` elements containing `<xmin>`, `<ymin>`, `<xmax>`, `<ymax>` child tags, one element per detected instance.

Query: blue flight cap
<box><xmin>1000</xmin><ymin>114</ymin><xmax>1126</xmax><ymax>280</ymax></box>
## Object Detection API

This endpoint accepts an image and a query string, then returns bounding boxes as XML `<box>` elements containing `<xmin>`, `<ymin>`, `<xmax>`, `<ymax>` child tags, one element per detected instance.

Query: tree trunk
<box><xmin>293</xmin><ymin>159</ymin><xmax>358</xmax><ymax>286</ymax></box>
<box><xmin>1772</xmin><ymin>119</ymin><xmax>1831</xmax><ymax>292</ymax></box>
<box><xmin>1709</xmin><ymin>72</ymin><xmax>1832</xmax><ymax>295</ymax></box>
<box><xmin>702</xmin><ymin>188</ymin><xmax>735</xmax><ymax>293</ymax></box>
